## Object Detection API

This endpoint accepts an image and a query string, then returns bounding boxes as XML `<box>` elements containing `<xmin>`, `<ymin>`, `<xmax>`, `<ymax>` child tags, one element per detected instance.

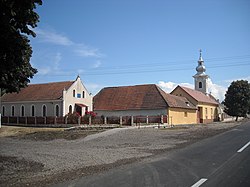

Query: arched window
<box><xmin>73</xmin><ymin>90</ymin><xmax>76</xmax><ymax>97</ymax></box>
<box><xmin>55</xmin><ymin>105</ymin><xmax>60</xmax><ymax>117</ymax></box>
<box><xmin>69</xmin><ymin>105</ymin><xmax>72</xmax><ymax>114</ymax></box>
<box><xmin>11</xmin><ymin>105</ymin><xmax>15</xmax><ymax>116</ymax></box>
<box><xmin>82</xmin><ymin>91</ymin><xmax>85</xmax><ymax>98</ymax></box>
<box><xmin>199</xmin><ymin>82</ymin><xmax>202</xmax><ymax>88</ymax></box>
<box><xmin>2</xmin><ymin>106</ymin><xmax>5</xmax><ymax>116</ymax></box>
<box><xmin>31</xmin><ymin>105</ymin><xmax>35</xmax><ymax>117</ymax></box>
<box><xmin>21</xmin><ymin>105</ymin><xmax>25</xmax><ymax>117</ymax></box>
<box><xmin>42</xmin><ymin>105</ymin><xmax>47</xmax><ymax>117</ymax></box>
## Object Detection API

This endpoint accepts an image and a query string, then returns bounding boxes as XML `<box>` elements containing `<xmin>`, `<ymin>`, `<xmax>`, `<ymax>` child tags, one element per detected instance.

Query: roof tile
<box><xmin>2</xmin><ymin>81</ymin><xmax>74</xmax><ymax>102</ymax></box>
<box><xmin>94</xmin><ymin>84</ymin><xmax>196</xmax><ymax>111</ymax></box>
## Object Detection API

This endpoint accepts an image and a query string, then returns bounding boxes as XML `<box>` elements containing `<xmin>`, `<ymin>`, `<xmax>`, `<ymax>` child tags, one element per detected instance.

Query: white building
<box><xmin>1</xmin><ymin>76</ymin><xmax>92</xmax><ymax>117</ymax></box>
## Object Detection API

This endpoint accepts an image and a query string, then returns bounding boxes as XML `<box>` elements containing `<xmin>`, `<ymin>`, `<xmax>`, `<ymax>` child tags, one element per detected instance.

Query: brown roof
<box><xmin>174</xmin><ymin>86</ymin><xmax>219</xmax><ymax>105</ymax></box>
<box><xmin>93</xmin><ymin>84</ymin><xmax>196</xmax><ymax>111</ymax></box>
<box><xmin>2</xmin><ymin>81</ymin><xmax>74</xmax><ymax>102</ymax></box>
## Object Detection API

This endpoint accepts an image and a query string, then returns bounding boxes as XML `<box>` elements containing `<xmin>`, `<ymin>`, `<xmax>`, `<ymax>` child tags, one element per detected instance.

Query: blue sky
<box><xmin>29</xmin><ymin>0</ymin><xmax>250</xmax><ymax>101</ymax></box>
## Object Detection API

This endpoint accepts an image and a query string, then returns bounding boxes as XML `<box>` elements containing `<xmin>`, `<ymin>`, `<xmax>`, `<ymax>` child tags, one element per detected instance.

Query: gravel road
<box><xmin>0</xmin><ymin>121</ymin><xmax>245</xmax><ymax>186</ymax></box>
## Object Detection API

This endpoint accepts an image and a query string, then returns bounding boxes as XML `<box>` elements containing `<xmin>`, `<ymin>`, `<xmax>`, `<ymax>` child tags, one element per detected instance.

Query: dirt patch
<box><xmin>0</xmin><ymin>126</ymin><xmax>105</xmax><ymax>141</ymax></box>
<box><xmin>0</xmin><ymin>155</ymin><xmax>44</xmax><ymax>186</ymax></box>
<box><xmin>13</xmin><ymin>129</ymin><xmax>105</xmax><ymax>141</ymax></box>
<box><xmin>0</xmin><ymin>126</ymin><xmax>64</xmax><ymax>138</ymax></box>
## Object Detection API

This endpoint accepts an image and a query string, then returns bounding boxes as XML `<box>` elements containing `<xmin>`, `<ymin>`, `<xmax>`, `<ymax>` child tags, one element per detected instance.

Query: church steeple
<box><xmin>193</xmin><ymin>50</ymin><xmax>209</xmax><ymax>94</ymax></box>
<box><xmin>196</xmin><ymin>49</ymin><xmax>206</xmax><ymax>75</ymax></box>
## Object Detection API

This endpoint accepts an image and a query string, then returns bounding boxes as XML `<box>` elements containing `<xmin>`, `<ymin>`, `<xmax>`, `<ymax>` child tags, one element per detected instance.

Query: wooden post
<box><xmin>120</xmin><ymin>116</ymin><xmax>123</xmax><ymax>125</ymax></box>
<box><xmin>131</xmin><ymin>116</ymin><xmax>134</xmax><ymax>126</ymax></box>
<box><xmin>78</xmin><ymin>116</ymin><xmax>81</xmax><ymax>125</ymax></box>
<box><xmin>89</xmin><ymin>116</ymin><xmax>92</xmax><ymax>125</ymax></box>
<box><xmin>161</xmin><ymin>115</ymin><xmax>163</xmax><ymax>124</ymax></box>
<box><xmin>104</xmin><ymin>117</ymin><xmax>107</xmax><ymax>125</ymax></box>
<box><xmin>65</xmin><ymin>116</ymin><xmax>68</xmax><ymax>124</ymax></box>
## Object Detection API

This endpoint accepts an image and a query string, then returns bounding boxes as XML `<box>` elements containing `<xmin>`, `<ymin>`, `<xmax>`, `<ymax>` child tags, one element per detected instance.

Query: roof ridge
<box><xmin>28</xmin><ymin>80</ymin><xmax>74</xmax><ymax>86</ymax></box>
<box><xmin>103</xmin><ymin>84</ymin><xmax>156</xmax><ymax>89</ymax></box>
<box><xmin>155</xmin><ymin>85</ymin><xmax>170</xmax><ymax>107</ymax></box>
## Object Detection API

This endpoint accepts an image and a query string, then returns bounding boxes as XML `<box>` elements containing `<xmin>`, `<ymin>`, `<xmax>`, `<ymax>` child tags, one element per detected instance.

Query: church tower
<box><xmin>193</xmin><ymin>50</ymin><xmax>209</xmax><ymax>94</ymax></box>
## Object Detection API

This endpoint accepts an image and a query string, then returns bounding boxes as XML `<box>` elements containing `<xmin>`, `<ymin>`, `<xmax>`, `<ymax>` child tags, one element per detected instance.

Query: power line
<box><xmin>35</xmin><ymin>61</ymin><xmax>250</xmax><ymax>77</ymax></box>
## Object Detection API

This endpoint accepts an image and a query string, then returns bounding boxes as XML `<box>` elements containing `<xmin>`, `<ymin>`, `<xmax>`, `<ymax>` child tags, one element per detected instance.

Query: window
<box><xmin>31</xmin><ymin>105</ymin><xmax>35</xmax><ymax>117</ymax></box>
<box><xmin>77</xmin><ymin>93</ymin><xmax>81</xmax><ymax>98</ymax></box>
<box><xmin>55</xmin><ymin>105</ymin><xmax>60</xmax><ymax>117</ymax></box>
<box><xmin>82</xmin><ymin>91</ymin><xmax>85</xmax><ymax>98</ymax></box>
<box><xmin>21</xmin><ymin>105</ymin><xmax>25</xmax><ymax>117</ymax></box>
<box><xmin>211</xmin><ymin>108</ymin><xmax>213</xmax><ymax>119</ymax></box>
<box><xmin>42</xmin><ymin>105</ymin><xmax>47</xmax><ymax>117</ymax></box>
<box><xmin>11</xmin><ymin>106</ymin><xmax>15</xmax><ymax>116</ymax></box>
<box><xmin>205</xmin><ymin>108</ymin><xmax>208</xmax><ymax>119</ymax></box>
<box><xmin>199</xmin><ymin>82</ymin><xmax>202</xmax><ymax>88</ymax></box>
<box><xmin>69</xmin><ymin>105</ymin><xmax>72</xmax><ymax>114</ymax></box>
<box><xmin>2</xmin><ymin>106</ymin><xmax>5</xmax><ymax>116</ymax></box>
<box><xmin>73</xmin><ymin>90</ymin><xmax>76</xmax><ymax>97</ymax></box>
<box><xmin>184</xmin><ymin>112</ymin><xmax>188</xmax><ymax>117</ymax></box>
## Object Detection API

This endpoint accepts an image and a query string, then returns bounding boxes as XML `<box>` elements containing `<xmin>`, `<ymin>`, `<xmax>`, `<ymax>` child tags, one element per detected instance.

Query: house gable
<box><xmin>171</xmin><ymin>86</ymin><xmax>218</xmax><ymax>106</ymax></box>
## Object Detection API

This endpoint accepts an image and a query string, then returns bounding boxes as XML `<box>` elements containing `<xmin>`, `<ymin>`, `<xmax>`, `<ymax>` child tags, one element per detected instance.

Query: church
<box><xmin>171</xmin><ymin>50</ymin><xmax>220</xmax><ymax>123</ymax></box>
<box><xmin>1</xmin><ymin>76</ymin><xmax>92</xmax><ymax>117</ymax></box>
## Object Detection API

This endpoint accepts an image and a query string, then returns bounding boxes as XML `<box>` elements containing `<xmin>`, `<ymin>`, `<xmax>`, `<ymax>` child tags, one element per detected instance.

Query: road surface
<box><xmin>53</xmin><ymin>120</ymin><xmax>250</xmax><ymax>187</ymax></box>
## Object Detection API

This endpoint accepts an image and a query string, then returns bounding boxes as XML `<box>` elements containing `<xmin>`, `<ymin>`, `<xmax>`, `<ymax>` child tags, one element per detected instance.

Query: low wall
<box><xmin>1</xmin><ymin>115</ymin><xmax>168</xmax><ymax>127</ymax></box>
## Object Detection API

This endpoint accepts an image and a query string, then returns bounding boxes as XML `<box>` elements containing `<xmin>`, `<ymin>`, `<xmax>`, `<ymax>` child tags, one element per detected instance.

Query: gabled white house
<box><xmin>1</xmin><ymin>76</ymin><xmax>92</xmax><ymax>117</ymax></box>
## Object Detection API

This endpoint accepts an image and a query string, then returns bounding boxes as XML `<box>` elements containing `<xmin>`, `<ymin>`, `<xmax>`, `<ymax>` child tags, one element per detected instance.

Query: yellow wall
<box><xmin>171</xmin><ymin>87</ymin><xmax>219</xmax><ymax>123</ymax></box>
<box><xmin>168</xmin><ymin>108</ymin><xmax>197</xmax><ymax>125</ymax></box>
<box><xmin>171</xmin><ymin>88</ymin><xmax>198</xmax><ymax>106</ymax></box>
<box><xmin>197</xmin><ymin>103</ymin><xmax>218</xmax><ymax>121</ymax></box>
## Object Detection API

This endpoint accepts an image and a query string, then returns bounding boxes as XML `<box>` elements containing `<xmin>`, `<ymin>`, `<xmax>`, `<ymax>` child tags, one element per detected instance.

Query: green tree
<box><xmin>0</xmin><ymin>0</ymin><xmax>42</xmax><ymax>93</ymax></box>
<box><xmin>224</xmin><ymin>80</ymin><xmax>250</xmax><ymax>121</ymax></box>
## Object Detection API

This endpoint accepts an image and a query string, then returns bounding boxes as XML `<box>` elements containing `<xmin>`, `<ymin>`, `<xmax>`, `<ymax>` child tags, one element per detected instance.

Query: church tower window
<box><xmin>199</xmin><ymin>82</ymin><xmax>202</xmax><ymax>88</ymax></box>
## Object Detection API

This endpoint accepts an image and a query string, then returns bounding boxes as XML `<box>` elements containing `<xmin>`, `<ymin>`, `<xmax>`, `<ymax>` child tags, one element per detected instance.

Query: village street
<box><xmin>0</xmin><ymin>120</ymin><xmax>247</xmax><ymax>186</ymax></box>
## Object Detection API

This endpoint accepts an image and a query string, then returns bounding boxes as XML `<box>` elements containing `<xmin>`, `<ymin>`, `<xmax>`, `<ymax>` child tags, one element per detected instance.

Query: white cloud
<box><xmin>74</xmin><ymin>45</ymin><xmax>103</xmax><ymax>58</ymax></box>
<box><xmin>85</xmin><ymin>83</ymin><xmax>103</xmax><ymax>95</ymax></box>
<box><xmin>38</xmin><ymin>67</ymin><xmax>51</xmax><ymax>75</ymax></box>
<box><xmin>35</xmin><ymin>28</ymin><xmax>105</xmax><ymax>58</ymax></box>
<box><xmin>92</xmin><ymin>60</ymin><xmax>102</xmax><ymax>68</ymax></box>
<box><xmin>54</xmin><ymin>52</ymin><xmax>62</xmax><ymax>70</ymax></box>
<box><xmin>158</xmin><ymin>79</ymin><xmax>227</xmax><ymax>102</ymax></box>
<box><xmin>37</xmin><ymin>52</ymin><xmax>62</xmax><ymax>75</ymax></box>
<box><xmin>35</xmin><ymin>28</ymin><xmax>73</xmax><ymax>46</ymax></box>
<box><xmin>207</xmin><ymin>79</ymin><xmax>227</xmax><ymax>102</ymax></box>
<box><xmin>158</xmin><ymin>81</ymin><xmax>193</xmax><ymax>93</ymax></box>
<box><xmin>225</xmin><ymin>76</ymin><xmax>250</xmax><ymax>83</ymax></box>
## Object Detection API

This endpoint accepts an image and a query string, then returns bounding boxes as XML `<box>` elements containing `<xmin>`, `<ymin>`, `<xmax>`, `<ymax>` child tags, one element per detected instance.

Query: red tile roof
<box><xmin>1</xmin><ymin>81</ymin><xmax>74</xmax><ymax>102</ymax></box>
<box><xmin>93</xmin><ymin>84</ymin><xmax>196</xmax><ymax>111</ymax></box>
<box><xmin>174</xmin><ymin>86</ymin><xmax>219</xmax><ymax>105</ymax></box>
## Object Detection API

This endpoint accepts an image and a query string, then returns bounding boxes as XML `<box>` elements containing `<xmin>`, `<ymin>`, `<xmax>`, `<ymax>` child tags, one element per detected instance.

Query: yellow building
<box><xmin>171</xmin><ymin>50</ymin><xmax>219</xmax><ymax>123</ymax></box>
<box><xmin>94</xmin><ymin>84</ymin><xmax>197</xmax><ymax>125</ymax></box>
<box><xmin>171</xmin><ymin>86</ymin><xmax>219</xmax><ymax>123</ymax></box>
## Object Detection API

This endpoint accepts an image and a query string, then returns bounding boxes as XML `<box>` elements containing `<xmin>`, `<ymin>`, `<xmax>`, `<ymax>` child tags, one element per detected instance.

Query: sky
<box><xmin>29</xmin><ymin>0</ymin><xmax>250</xmax><ymax>101</ymax></box>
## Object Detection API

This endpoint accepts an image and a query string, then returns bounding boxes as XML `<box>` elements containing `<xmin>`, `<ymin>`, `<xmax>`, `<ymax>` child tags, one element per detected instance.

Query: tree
<box><xmin>0</xmin><ymin>0</ymin><xmax>42</xmax><ymax>93</ymax></box>
<box><xmin>223</xmin><ymin>80</ymin><xmax>250</xmax><ymax>121</ymax></box>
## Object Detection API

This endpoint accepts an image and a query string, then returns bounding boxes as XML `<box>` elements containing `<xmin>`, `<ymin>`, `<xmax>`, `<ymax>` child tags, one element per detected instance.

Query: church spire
<box><xmin>193</xmin><ymin>50</ymin><xmax>209</xmax><ymax>94</ymax></box>
<box><xmin>195</xmin><ymin>49</ymin><xmax>206</xmax><ymax>75</ymax></box>
<box><xmin>198</xmin><ymin>49</ymin><xmax>203</xmax><ymax>62</ymax></box>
